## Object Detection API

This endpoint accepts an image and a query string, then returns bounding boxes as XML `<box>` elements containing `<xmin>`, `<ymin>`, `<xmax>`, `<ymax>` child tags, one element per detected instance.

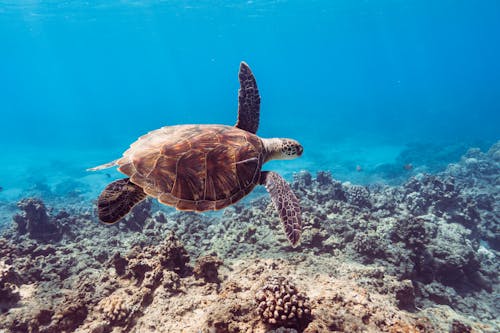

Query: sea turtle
<box><xmin>89</xmin><ymin>62</ymin><xmax>304</xmax><ymax>246</ymax></box>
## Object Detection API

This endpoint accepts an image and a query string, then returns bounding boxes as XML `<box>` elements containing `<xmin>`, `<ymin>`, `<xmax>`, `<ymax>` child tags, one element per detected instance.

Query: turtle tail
<box><xmin>87</xmin><ymin>159</ymin><xmax>119</xmax><ymax>171</ymax></box>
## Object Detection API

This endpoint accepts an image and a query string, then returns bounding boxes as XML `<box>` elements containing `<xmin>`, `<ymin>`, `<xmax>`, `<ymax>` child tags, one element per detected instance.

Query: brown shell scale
<box><xmin>116</xmin><ymin>124</ymin><xmax>264</xmax><ymax>211</ymax></box>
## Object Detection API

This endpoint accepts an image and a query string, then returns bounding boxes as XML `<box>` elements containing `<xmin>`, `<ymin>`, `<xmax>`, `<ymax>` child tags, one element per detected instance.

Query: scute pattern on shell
<box><xmin>116</xmin><ymin>124</ymin><xmax>264</xmax><ymax>211</ymax></box>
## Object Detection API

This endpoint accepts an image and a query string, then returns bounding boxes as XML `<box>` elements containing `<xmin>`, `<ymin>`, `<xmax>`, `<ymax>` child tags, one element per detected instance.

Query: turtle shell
<box><xmin>116</xmin><ymin>124</ymin><xmax>264</xmax><ymax>211</ymax></box>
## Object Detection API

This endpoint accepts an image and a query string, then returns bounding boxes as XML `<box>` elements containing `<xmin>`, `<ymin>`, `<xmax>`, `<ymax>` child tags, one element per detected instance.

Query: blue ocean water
<box><xmin>1</xmin><ymin>3</ymin><xmax>500</xmax><ymax>330</ymax></box>
<box><xmin>0</xmin><ymin>0</ymin><xmax>499</xmax><ymax>205</ymax></box>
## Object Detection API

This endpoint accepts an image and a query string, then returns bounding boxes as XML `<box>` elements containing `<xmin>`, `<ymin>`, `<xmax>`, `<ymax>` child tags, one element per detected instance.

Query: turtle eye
<box><xmin>297</xmin><ymin>144</ymin><xmax>303</xmax><ymax>156</ymax></box>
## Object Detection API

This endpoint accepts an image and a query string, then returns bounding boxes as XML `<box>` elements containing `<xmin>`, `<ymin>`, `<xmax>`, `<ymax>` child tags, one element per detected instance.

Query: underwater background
<box><xmin>0</xmin><ymin>1</ymin><xmax>499</xmax><ymax>332</ymax></box>
<box><xmin>1</xmin><ymin>0</ymin><xmax>499</xmax><ymax>203</ymax></box>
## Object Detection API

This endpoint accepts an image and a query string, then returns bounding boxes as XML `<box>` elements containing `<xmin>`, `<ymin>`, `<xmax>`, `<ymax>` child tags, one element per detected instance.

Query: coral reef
<box><xmin>12</xmin><ymin>198</ymin><xmax>62</xmax><ymax>242</ymax></box>
<box><xmin>344</xmin><ymin>184</ymin><xmax>371</xmax><ymax>208</ymax></box>
<box><xmin>283</xmin><ymin>143</ymin><xmax>499</xmax><ymax>321</ymax></box>
<box><xmin>0</xmin><ymin>141</ymin><xmax>498</xmax><ymax>332</ymax></box>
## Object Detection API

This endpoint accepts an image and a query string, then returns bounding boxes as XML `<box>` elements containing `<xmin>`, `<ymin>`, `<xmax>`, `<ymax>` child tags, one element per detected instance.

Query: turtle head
<box><xmin>263</xmin><ymin>138</ymin><xmax>303</xmax><ymax>162</ymax></box>
<box><xmin>280</xmin><ymin>139</ymin><xmax>303</xmax><ymax>159</ymax></box>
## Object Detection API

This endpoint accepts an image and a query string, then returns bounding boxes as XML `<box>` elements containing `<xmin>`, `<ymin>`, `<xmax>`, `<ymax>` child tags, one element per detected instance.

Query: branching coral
<box><xmin>344</xmin><ymin>184</ymin><xmax>371</xmax><ymax>208</ymax></box>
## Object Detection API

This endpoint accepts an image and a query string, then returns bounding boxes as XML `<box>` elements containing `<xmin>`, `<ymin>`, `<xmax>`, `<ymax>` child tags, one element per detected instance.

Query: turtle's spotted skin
<box><xmin>117</xmin><ymin>125</ymin><xmax>264</xmax><ymax>211</ymax></box>
<box><xmin>90</xmin><ymin>62</ymin><xmax>304</xmax><ymax>246</ymax></box>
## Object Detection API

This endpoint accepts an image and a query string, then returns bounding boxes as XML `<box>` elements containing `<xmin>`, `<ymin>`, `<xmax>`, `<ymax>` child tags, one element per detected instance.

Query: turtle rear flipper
<box><xmin>97</xmin><ymin>178</ymin><xmax>147</xmax><ymax>224</ymax></box>
<box><xmin>260</xmin><ymin>171</ymin><xmax>302</xmax><ymax>247</ymax></box>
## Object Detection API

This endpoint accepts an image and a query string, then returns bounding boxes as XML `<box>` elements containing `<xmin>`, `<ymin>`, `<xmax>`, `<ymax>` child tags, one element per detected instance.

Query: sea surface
<box><xmin>0</xmin><ymin>2</ymin><xmax>499</xmax><ymax>332</ymax></box>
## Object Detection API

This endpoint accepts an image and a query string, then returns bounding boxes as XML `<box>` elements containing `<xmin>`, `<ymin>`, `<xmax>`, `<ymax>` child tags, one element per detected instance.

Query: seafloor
<box><xmin>0</xmin><ymin>142</ymin><xmax>499</xmax><ymax>333</ymax></box>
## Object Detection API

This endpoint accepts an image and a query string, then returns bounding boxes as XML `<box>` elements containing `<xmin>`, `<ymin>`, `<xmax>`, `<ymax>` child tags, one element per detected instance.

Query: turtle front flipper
<box><xmin>260</xmin><ymin>171</ymin><xmax>302</xmax><ymax>247</ymax></box>
<box><xmin>235</xmin><ymin>61</ymin><xmax>261</xmax><ymax>134</ymax></box>
<box><xmin>97</xmin><ymin>178</ymin><xmax>147</xmax><ymax>224</ymax></box>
